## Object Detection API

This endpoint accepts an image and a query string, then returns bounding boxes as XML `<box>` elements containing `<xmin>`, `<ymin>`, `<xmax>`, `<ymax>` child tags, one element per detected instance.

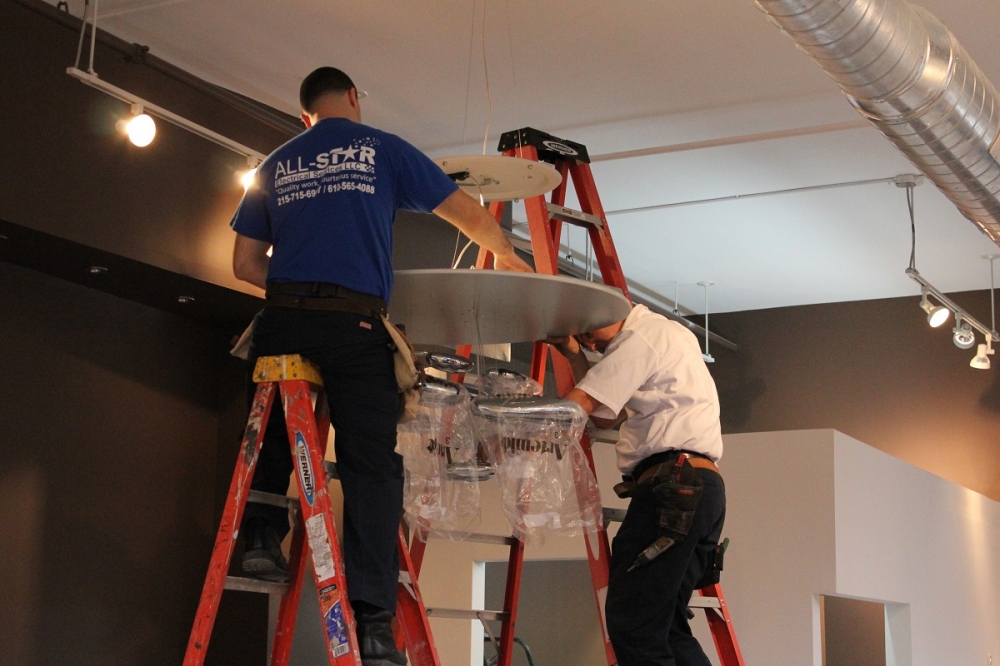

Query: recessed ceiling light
<box><xmin>88</xmin><ymin>266</ymin><xmax>108</xmax><ymax>274</ymax></box>
<box><xmin>176</xmin><ymin>295</ymin><xmax>195</xmax><ymax>304</ymax></box>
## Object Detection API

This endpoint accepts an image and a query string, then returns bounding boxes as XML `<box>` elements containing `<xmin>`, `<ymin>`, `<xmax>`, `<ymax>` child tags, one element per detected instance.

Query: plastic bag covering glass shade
<box><xmin>396</xmin><ymin>378</ymin><xmax>485</xmax><ymax>539</ymax></box>
<box><xmin>479</xmin><ymin>368</ymin><xmax>543</xmax><ymax>398</ymax></box>
<box><xmin>472</xmin><ymin>397</ymin><xmax>604</xmax><ymax>544</ymax></box>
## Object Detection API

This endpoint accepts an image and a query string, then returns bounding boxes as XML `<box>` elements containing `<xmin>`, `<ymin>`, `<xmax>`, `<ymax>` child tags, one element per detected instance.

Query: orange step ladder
<box><xmin>450</xmin><ymin>126</ymin><xmax>746</xmax><ymax>666</ymax></box>
<box><xmin>183</xmin><ymin>354</ymin><xmax>439</xmax><ymax>666</ymax></box>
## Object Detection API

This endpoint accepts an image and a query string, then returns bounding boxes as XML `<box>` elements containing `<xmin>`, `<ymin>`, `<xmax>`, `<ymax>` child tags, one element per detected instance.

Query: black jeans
<box><xmin>606</xmin><ymin>463</ymin><xmax>726</xmax><ymax>666</ymax></box>
<box><xmin>244</xmin><ymin>306</ymin><xmax>403</xmax><ymax>612</ymax></box>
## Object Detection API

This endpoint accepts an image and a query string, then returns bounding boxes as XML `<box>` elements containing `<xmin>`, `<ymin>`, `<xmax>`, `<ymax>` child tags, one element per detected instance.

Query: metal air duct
<box><xmin>755</xmin><ymin>0</ymin><xmax>1000</xmax><ymax>244</ymax></box>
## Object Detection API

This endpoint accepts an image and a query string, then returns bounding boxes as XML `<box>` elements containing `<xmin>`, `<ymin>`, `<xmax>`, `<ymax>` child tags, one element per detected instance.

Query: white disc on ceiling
<box><xmin>434</xmin><ymin>155</ymin><xmax>562</xmax><ymax>201</ymax></box>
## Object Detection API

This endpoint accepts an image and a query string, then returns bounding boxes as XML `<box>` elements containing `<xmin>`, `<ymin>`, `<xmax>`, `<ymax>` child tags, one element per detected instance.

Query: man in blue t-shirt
<box><xmin>230</xmin><ymin>67</ymin><xmax>532</xmax><ymax>666</ymax></box>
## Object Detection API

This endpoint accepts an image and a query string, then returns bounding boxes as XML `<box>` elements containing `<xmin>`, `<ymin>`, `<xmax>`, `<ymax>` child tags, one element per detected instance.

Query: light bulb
<box><xmin>241</xmin><ymin>167</ymin><xmax>258</xmax><ymax>191</ymax></box>
<box><xmin>126</xmin><ymin>113</ymin><xmax>156</xmax><ymax>147</ymax></box>
<box><xmin>953</xmin><ymin>323</ymin><xmax>976</xmax><ymax>349</ymax></box>
<box><xmin>927</xmin><ymin>305</ymin><xmax>950</xmax><ymax>328</ymax></box>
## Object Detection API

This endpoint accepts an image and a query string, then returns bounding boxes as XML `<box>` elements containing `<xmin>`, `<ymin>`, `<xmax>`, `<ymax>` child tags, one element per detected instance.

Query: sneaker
<box><xmin>241</xmin><ymin>517</ymin><xmax>290</xmax><ymax>583</ymax></box>
<box><xmin>356</xmin><ymin>610</ymin><xmax>407</xmax><ymax>666</ymax></box>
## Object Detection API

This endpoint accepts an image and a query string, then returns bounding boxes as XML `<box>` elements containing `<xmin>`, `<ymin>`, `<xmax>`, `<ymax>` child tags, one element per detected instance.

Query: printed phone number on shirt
<box><xmin>276</xmin><ymin>182</ymin><xmax>375</xmax><ymax>206</ymax></box>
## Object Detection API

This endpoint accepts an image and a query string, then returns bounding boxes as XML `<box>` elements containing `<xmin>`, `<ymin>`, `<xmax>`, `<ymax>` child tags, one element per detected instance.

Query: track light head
<box><xmin>971</xmin><ymin>342</ymin><xmax>993</xmax><ymax>370</ymax></box>
<box><xmin>125</xmin><ymin>104</ymin><xmax>156</xmax><ymax>147</ymax></box>
<box><xmin>919</xmin><ymin>292</ymin><xmax>950</xmax><ymax>328</ymax></box>
<box><xmin>953</xmin><ymin>321</ymin><xmax>976</xmax><ymax>349</ymax></box>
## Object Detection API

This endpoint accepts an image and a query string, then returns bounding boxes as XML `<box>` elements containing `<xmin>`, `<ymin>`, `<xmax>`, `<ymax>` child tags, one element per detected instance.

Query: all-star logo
<box><xmin>295</xmin><ymin>432</ymin><xmax>315</xmax><ymax>506</ymax></box>
<box><xmin>541</xmin><ymin>140</ymin><xmax>578</xmax><ymax>156</ymax></box>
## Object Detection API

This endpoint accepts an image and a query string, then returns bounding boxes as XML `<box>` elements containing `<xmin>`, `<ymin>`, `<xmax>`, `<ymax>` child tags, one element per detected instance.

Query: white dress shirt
<box><xmin>575</xmin><ymin>305</ymin><xmax>723</xmax><ymax>473</ymax></box>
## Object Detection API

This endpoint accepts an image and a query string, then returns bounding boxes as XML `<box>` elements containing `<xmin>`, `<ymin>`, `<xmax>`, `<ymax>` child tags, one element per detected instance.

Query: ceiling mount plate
<box><xmin>434</xmin><ymin>155</ymin><xmax>562</xmax><ymax>201</ymax></box>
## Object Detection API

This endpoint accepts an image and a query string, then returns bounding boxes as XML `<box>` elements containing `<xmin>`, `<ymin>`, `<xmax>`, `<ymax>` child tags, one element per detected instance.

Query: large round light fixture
<box><xmin>126</xmin><ymin>112</ymin><xmax>156</xmax><ymax>147</ymax></box>
<box><xmin>952</xmin><ymin>322</ymin><xmax>976</xmax><ymax>349</ymax></box>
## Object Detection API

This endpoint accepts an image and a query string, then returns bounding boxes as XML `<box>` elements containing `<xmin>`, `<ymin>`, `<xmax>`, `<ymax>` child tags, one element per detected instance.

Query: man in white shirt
<box><xmin>550</xmin><ymin>304</ymin><xmax>726</xmax><ymax>666</ymax></box>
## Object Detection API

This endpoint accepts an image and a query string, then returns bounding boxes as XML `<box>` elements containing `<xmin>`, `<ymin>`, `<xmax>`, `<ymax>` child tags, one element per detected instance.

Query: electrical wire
<box><xmin>74</xmin><ymin>0</ymin><xmax>91</xmax><ymax>70</ymax></box>
<box><xmin>480</xmin><ymin>0</ymin><xmax>493</xmax><ymax>156</ymax></box>
<box><xmin>460</xmin><ymin>0</ymin><xmax>477</xmax><ymax>150</ymax></box>
<box><xmin>907</xmin><ymin>184</ymin><xmax>917</xmax><ymax>270</ymax></box>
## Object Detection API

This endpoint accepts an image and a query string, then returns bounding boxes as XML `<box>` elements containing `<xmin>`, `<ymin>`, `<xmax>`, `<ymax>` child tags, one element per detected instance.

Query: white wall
<box><xmin>285</xmin><ymin>429</ymin><xmax>1000</xmax><ymax>666</ymax></box>
<box><xmin>707</xmin><ymin>430</ymin><xmax>1000</xmax><ymax>666</ymax></box>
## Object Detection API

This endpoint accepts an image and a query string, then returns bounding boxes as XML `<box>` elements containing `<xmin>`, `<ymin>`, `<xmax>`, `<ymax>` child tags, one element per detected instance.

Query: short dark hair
<box><xmin>299</xmin><ymin>67</ymin><xmax>356</xmax><ymax>113</ymax></box>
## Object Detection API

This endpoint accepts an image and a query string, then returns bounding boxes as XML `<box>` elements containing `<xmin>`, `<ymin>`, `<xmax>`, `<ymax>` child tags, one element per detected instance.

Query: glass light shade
<box><xmin>126</xmin><ymin>113</ymin><xmax>156</xmax><ymax>147</ymax></box>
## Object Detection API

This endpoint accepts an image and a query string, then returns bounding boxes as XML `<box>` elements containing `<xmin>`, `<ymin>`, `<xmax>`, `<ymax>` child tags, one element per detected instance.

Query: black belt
<box><xmin>628</xmin><ymin>449</ymin><xmax>714</xmax><ymax>483</ymax></box>
<box><xmin>265</xmin><ymin>282</ymin><xmax>387</xmax><ymax>317</ymax></box>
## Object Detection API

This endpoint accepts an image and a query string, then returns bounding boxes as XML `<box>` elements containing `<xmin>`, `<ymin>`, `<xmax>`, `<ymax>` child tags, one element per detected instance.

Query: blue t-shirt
<box><xmin>230</xmin><ymin>117</ymin><xmax>458</xmax><ymax>302</ymax></box>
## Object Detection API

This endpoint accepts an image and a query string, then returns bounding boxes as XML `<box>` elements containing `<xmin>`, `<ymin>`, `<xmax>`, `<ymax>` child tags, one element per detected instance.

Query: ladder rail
<box><xmin>185</xmin><ymin>358</ymin><xmax>442</xmax><ymax>666</ymax></box>
<box><xmin>183</xmin><ymin>381</ymin><xmax>277</xmax><ymax>666</ymax></box>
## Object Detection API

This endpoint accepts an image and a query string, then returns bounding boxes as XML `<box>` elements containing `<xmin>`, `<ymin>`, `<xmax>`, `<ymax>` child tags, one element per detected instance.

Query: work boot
<box><xmin>241</xmin><ymin>517</ymin><xmax>290</xmax><ymax>583</ymax></box>
<box><xmin>355</xmin><ymin>610</ymin><xmax>407</xmax><ymax>666</ymax></box>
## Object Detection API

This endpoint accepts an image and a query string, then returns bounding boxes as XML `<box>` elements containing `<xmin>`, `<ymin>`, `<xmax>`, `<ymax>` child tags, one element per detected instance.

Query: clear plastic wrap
<box><xmin>478</xmin><ymin>368</ymin><xmax>543</xmax><ymax>398</ymax></box>
<box><xmin>472</xmin><ymin>397</ymin><xmax>604</xmax><ymax>544</ymax></box>
<box><xmin>396</xmin><ymin>377</ymin><xmax>483</xmax><ymax>539</ymax></box>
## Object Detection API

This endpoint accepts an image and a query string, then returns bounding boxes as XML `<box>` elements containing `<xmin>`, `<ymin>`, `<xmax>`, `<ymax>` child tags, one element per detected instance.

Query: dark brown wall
<box><xmin>0</xmin><ymin>261</ymin><xmax>265</xmax><ymax>666</ymax></box>
<box><xmin>709</xmin><ymin>290</ymin><xmax>1000</xmax><ymax>500</ymax></box>
<box><xmin>0</xmin><ymin>0</ymin><xmax>291</xmax><ymax>291</ymax></box>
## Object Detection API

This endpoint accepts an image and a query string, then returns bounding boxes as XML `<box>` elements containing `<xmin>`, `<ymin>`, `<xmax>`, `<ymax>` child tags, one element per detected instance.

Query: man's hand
<box><xmin>433</xmin><ymin>190</ymin><xmax>534</xmax><ymax>274</ymax></box>
<box><xmin>545</xmin><ymin>334</ymin><xmax>581</xmax><ymax>357</ymax></box>
<box><xmin>494</xmin><ymin>251</ymin><xmax>533</xmax><ymax>273</ymax></box>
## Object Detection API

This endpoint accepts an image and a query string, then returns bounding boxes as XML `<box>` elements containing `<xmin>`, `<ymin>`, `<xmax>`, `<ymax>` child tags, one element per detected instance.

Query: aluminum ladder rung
<box><xmin>427</xmin><ymin>531</ymin><xmax>517</xmax><ymax>546</ymax></box>
<box><xmin>546</xmin><ymin>202</ymin><xmax>603</xmax><ymax>230</ymax></box>
<box><xmin>223</xmin><ymin>575</ymin><xmax>289</xmax><ymax>596</ymax></box>
<box><xmin>247</xmin><ymin>490</ymin><xmax>299</xmax><ymax>509</ymax></box>
<box><xmin>602</xmin><ymin>507</ymin><xmax>628</xmax><ymax>523</ymax></box>
<box><xmin>688</xmin><ymin>596</ymin><xmax>722</xmax><ymax>609</ymax></box>
<box><xmin>426</xmin><ymin>607</ymin><xmax>509</xmax><ymax>621</ymax></box>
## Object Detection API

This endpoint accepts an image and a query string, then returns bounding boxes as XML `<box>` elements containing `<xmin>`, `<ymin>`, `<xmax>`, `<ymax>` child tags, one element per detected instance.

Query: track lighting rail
<box><xmin>905</xmin><ymin>267</ymin><xmax>998</xmax><ymax>343</ymax></box>
<box><xmin>66</xmin><ymin>67</ymin><xmax>265</xmax><ymax>164</ymax></box>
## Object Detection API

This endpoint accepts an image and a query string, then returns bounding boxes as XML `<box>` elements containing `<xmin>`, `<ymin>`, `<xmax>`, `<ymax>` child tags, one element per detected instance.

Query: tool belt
<box><xmin>615</xmin><ymin>450</ymin><xmax>718</xmax><ymax>499</ymax></box>
<box><xmin>265</xmin><ymin>282</ymin><xmax>388</xmax><ymax>318</ymax></box>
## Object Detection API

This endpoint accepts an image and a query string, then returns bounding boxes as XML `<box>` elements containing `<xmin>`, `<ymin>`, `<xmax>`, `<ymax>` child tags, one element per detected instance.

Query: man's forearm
<box><xmin>434</xmin><ymin>190</ymin><xmax>516</xmax><ymax>258</ymax></box>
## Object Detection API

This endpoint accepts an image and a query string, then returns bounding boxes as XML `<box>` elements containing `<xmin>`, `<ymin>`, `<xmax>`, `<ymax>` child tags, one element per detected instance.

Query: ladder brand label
<box><xmin>295</xmin><ymin>432</ymin><xmax>315</xmax><ymax>505</ymax></box>
<box><xmin>541</xmin><ymin>139</ymin><xmax>578</xmax><ymax>156</ymax></box>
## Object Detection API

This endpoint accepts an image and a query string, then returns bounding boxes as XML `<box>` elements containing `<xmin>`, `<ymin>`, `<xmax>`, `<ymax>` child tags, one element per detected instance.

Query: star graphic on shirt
<box><xmin>339</xmin><ymin>146</ymin><xmax>359</xmax><ymax>162</ymax></box>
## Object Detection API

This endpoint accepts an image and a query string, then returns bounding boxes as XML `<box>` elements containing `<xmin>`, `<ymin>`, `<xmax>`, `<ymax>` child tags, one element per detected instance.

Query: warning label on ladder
<box><xmin>306</xmin><ymin>514</ymin><xmax>337</xmax><ymax>580</ymax></box>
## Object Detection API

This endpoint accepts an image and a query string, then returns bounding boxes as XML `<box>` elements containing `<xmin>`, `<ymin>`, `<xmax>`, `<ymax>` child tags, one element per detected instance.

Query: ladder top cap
<box><xmin>252</xmin><ymin>354</ymin><xmax>324</xmax><ymax>385</ymax></box>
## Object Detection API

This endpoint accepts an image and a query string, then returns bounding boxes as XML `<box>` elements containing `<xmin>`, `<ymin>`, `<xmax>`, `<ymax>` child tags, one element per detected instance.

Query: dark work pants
<box><xmin>244</xmin><ymin>306</ymin><xmax>403</xmax><ymax>612</ymax></box>
<box><xmin>606</xmin><ymin>465</ymin><xmax>726</xmax><ymax>666</ymax></box>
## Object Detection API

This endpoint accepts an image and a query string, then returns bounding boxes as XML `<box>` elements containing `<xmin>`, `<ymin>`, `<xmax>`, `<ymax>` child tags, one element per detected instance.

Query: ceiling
<box><xmin>53</xmin><ymin>0</ymin><xmax>1000</xmax><ymax>315</ymax></box>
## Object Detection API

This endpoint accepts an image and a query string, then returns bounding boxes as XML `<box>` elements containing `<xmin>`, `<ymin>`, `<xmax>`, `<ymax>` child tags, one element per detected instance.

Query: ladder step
<box><xmin>427</xmin><ymin>531</ymin><xmax>517</xmax><ymax>546</ymax></box>
<box><xmin>546</xmin><ymin>202</ymin><xmax>604</xmax><ymax>230</ymax></box>
<box><xmin>603</xmin><ymin>507</ymin><xmax>628</xmax><ymax>523</ymax></box>
<box><xmin>688</xmin><ymin>596</ymin><xmax>722</xmax><ymax>609</ymax></box>
<box><xmin>245</xmin><ymin>462</ymin><xmax>339</xmax><ymax>509</ymax></box>
<box><xmin>426</xmin><ymin>607</ymin><xmax>509</xmax><ymax>621</ymax></box>
<box><xmin>223</xmin><ymin>575</ymin><xmax>289</xmax><ymax>595</ymax></box>
<box><xmin>247</xmin><ymin>489</ymin><xmax>299</xmax><ymax>509</ymax></box>
<box><xmin>590</xmin><ymin>428</ymin><xmax>620</xmax><ymax>444</ymax></box>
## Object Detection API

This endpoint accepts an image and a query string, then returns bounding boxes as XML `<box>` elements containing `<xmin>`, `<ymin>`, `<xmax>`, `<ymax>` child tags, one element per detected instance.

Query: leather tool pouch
<box><xmin>650</xmin><ymin>459</ymin><xmax>705</xmax><ymax>542</ymax></box>
<box><xmin>380</xmin><ymin>316</ymin><xmax>424</xmax><ymax>423</ymax></box>
<box><xmin>695</xmin><ymin>540</ymin><xmax>726</xmax><ymax>589</ymax></box>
